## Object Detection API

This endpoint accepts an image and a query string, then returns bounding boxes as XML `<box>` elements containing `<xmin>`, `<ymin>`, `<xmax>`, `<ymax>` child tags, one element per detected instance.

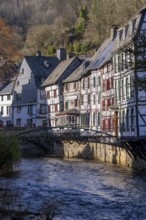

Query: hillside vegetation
<box><xmin>0</xmin><ymin>0</ymin><xmax>146</xmax><ymax>58</ymax></box>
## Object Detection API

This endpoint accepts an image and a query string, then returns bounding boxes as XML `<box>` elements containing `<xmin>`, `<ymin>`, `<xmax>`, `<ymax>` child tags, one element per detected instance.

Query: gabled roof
<box><xmin>86</xmin><ymin>37</ymin><xmax>116</xmax><ymax>72</ymax></box>
<box><xmin>42</xmin><ymin>56</ymin><xmax>79</xmax><ymax>86</ymax></box>
<box><xmin>63</xmin><ymin>60</ymin><xmax>90</xmax><ymax>83</ymax></box>
<box><xmin>24</xmin><ymin>56</ymin><xmax>60</xmax><ymax>87</ymax></box>
<box><xmin>0</xmin><ymin>80</ymin><xmax>15</xmax><ymax>95</ymax></box>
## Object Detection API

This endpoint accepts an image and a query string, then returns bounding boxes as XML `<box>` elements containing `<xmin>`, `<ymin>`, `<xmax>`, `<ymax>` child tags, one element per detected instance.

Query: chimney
<box><xmin>36</xmin><ymin>50</ymin><xmax>41</xmax><ymax>56</ymax></box>
<box><xmin>67</xmin><ymin>52</ymin><xmax>75</xmax><ymax>59</ymax></box>
<box><xmin>111</xmin><ymin>25</ymin><xmax>118</xmax><ymax>40</ymax></box>
<box><xmin>57</xmin><ymin>48</ymin><xmax>66</xmax><ymax>61</ymax></box>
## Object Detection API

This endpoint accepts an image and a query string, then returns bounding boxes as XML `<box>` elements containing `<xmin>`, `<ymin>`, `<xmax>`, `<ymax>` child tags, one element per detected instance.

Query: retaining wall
<box><xmin>52</xmin><ymin>140</ymin><xmax>146</xmax><ymax>170</ymax></box>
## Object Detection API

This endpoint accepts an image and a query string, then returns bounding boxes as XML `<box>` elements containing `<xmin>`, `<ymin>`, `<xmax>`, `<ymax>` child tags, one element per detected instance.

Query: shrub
<box><xmin>0</xmin><ymin>135</ymin><xmax>20</xmax><ymax>170</ymax></box>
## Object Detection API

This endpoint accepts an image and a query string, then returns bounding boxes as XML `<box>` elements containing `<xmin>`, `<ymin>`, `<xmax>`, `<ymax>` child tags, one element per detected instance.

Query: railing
<box><xmin>14</xmin><ymin>126</ymin><xmax>121</xmax><ymax>146</ymax></box>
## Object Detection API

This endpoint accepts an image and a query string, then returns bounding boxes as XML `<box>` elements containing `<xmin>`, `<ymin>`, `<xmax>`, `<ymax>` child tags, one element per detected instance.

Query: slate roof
<box><xmin>25</xmin><ymin>56</ymin><xmax>60</xmax><ymax>88</ymax></box>
<box><xmin>42</xmin><ymin>57</ymin><xmax>78</xmax><ymax>86</ymax></box>
<box><xmin>86</xmin><ymin>37</ymin><xmax>116</xmax><ymax>72</ymax></box>
<box><xmin>0</xmin><ymin>80</ymin><xmax>15</xmax><ymax>95</ymax></box>
<box><xmin>63</xmin><ymin>60</ymin><xmax>90</xmax><ymax>83</ymax></box>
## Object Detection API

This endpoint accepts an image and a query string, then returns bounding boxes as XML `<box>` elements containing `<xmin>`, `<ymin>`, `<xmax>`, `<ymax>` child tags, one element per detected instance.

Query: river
<box><xmin>0</xmin><ymin>158</ymin><xmax>146</xmax><ymax>219</ymax></box>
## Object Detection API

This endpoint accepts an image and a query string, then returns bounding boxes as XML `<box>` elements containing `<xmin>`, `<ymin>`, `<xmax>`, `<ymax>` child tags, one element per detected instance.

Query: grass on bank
<box><xmin>0</xmin><ymin>134</ymin><xmax>20</xmax><ymax>171</ymax></box>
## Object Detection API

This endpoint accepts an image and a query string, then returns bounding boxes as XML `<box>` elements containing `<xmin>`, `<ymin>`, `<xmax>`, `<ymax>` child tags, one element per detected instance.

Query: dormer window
<box><xmin>21</xmin><ymin>68</ymin><xmax>24</xmax><ymax>74</ymax></box>
<box><xmin>44</xmin><ymin>60</ymin><xmax>49</xmax><ymax>68</ymax></box>
<box><xmin>119</xmin><ymin>30</ymin><xmax>123</xmax><ymax>42</ymax></box>
<box><xmin>132</xmin><ymin>19</ymin><xmax>137</xmax><ymax>33</ymax></box>
<box><xmin>41</xmin><ymin>78</ymin><xmax>45</xmax><ymax>84</ymax></box>
<box><xmin>124</xmin><ymin>25</ymin><xmax>129</xmax><ymax>39</ymax></box>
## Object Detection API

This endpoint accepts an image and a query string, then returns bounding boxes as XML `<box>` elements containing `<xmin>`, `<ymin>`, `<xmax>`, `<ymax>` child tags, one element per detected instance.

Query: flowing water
<box><xmin>0</xmin><ymin>158</ymin><xmax>146</xmax><ymax>219</ymax></box>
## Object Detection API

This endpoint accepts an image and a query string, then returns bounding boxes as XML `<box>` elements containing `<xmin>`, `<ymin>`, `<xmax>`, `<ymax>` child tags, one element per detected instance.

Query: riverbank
<box><xmin>19</xmin><ymin>140</ymin><xmax>146</xmax><ymax>171</ymax></box>
<box><xmin>0</xmin><ymin>134</ymin><xmax>20</xmax><ymax>175</ymax></box>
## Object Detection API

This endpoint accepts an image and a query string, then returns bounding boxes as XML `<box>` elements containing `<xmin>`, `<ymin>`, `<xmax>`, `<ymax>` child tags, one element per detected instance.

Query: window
<box><xmin>83</xmin><ymin>79</ymin><xmax>85</xmax><ymax>90</ymax></box>
<box><xmin>17</xmin><ymin>93</ymin><xmax>21</xmax><ymax>100</ymax></box>
<box><xmin>47</xmin><ymin>91</ymin><xmax>50</xmax><ymax>99</ymax></box>
<box><xmin>65</xmin><ymin>101</ymin><xmax>68</xmax><ymax>109</ymax></box>
<box><xmin>7</xmin><ymin>95</ymin><xmax>11</xmax><ymax>100</ymax></box>
<box><xmin>98</xmin><ymin>93</ymin><xmax>101</xmax><ymax>104</ymax></box>
<box><xmin>93</xmin><ymin>94</ymin><xmax>96</xmax><ymax>104</ymax></box>
<box><xmin>6</xmin><ymin>106</ymin><xmax>10</xmax><ymax>115</ymax></box>
<box><xmin>126</xmin><ymin>78</ymin><xmax>129</xmax><ymax>98</ymax></box>
<box><xmin>118</xmin><ymin>80</ymin><xmax>121</xmax><ymax>100</ymax></box>
<box><xmin>17</xmin><ymin>106</ymin><xmax>21</xmax><ymax>114</ymax></box>
<box><xmin>98</xmin><ymin>112</ymin><xmax>100</xmax><ymax>126</ymax></box>
<box><xmin>16</xmin><ymin>118</ymin><xmax>21</xmax><ymax>126</ymax></box>
<box><xmin>119</xmin><ymin>30</ymin><xmax>123</xmax><ymax>41</ymax></box>
<box><xmin>122</xmin><ymin>79</ymin><xmax>124</xmax><ymax>98</ymax></box>
<box><xmin>125</xmin><ymin>25</ymin><xmax>129</xmax><ymax>39</ymax></box>
<box><xmin>26</xmin><ymin>119</ymin><xmax>32</xmax><ymax>127</ymax></box>
<box><xmin>103</xmin><ymin>80</ymin><xmax>105</xmax><ymax>91</ymax></box>
<box><xmin>93</xmin><ymin>77</ymin><xmax>96</xmax><ymax>87</ymax></box>
<box><xmin>98</xmin><ymin>76</ymin><xmax>101</xmax><ymax>86</ymax></box>
<box><xmin>88</xmin><ymin>78</ymin><xmax>90</xmax><ymax>89</ymax></box>
<box><xmin>126</xmin><ymin>109</ymin><xmax>129</xmax><ymax>128</ymax></box>
<box><xmin>6</xmin><ymin>120</ymin><xmax>11</xmax><ymax>127</ymax></box>
<box><xmin>60</xmin><ymin>102</ymin><xmax>63</xmax><ymax>111</ymax></box>
<box><xmin>17</xmin><ymin>81</ymin><xmax>19</xmax><ymax>86</ymax></box>
<box><xmin>28</xmin><ymin>79</ymin><xmax>31</xmax><ymax>84</ymax></box>
<box><xmin>28</xmin><ymin>106</ymin><xmax>33</xmax><ymax>115</ymax></box>
<box><xmin>74</xmin><ymin>82</ymin><xmax>76</xmax><ymax>90</ymax></box>
<box><xmin>132</xmin><ymin>19</ymin><xmax>136</xmax><ymax>33</ymax></box>
<box><xmin>55</xmin><ymin>104</ymin><xmax>58</xmax><ymax>112</ymax></box>
<box><xmin>113</xmin><ymin>56</ymin><xmax>117</xmax><ymax>73</ymax></box>
<box><xmin>93</xmin><ymin>112</ymin><xmax>95</xmax><ymax>126</ymax></box>
<box><xmin>40</xmin><ymin>90</ymin><xmax>45</xmax><ymax>99</ymax></box>
<box><xmin>41</xmin><ymin>78</ymin><xmax>45</xmax><ymax>84</ymax></box>
<box><xmin>81</xmin><ymin>95</ymin><xmax>84</xmax><ymax>105</ymax></box>
<box><xmin>40</xmin><ymin>104</ymin><xmax>46</xmax><ymax>114</ymax></box>
<box><xmin>68</xmin><ymin>116</ymin><xmax>75</xmax><ymax>124</ymax></box>
<box><xmin>21</xmin><ymin>68</ymin><xmax>24</xmax><ymax>74</ymax></box>
<box><xmin>88</xmin><ymin>94</ymin><xmax>90</xmax><ymax>104</ymax></box>
<box><xmin>115</xmin><ymin>82</ymin><xmax>117</xmax><ymax>100</ymax></box>
<box><xmin>65</xmin><ymin>83</ymin><xmax>68</xmax><ymax>91</ymax></box>
<box><xmin>1</xmin><ymin>96</ymin><xmax>3</xmax><ymax>101</ymax></box>
<box><xmin>130</xmin><ymin>76</ymin><xmax>134</xmax><ymax>97</ymax></box>
<box><xmin>1</xmin><ymin>107</ymin><xmax>3</xmax><ymax>115</ymax></box>
<box><xmin>122</xmin><ymin>111</ymin><xmax>125</xmax><ymax>129</ymax></box>
<box><xmin>131</xmin><ymin>108</ymin><xmax>134</xmax><ymax>128</ymax></box>
<box><xmin>75</xmin><ymin>99</ymin><xmax>78</xmax><ymax>107</ymax></box>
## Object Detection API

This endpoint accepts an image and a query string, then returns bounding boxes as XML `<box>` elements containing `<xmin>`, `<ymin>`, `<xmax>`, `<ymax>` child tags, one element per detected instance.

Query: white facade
<box><xmin>0</xmin><ymin>93</ymin><xmax>13</xmax><ymax>127</ymax></box>
<box><xmin>45</xmin><ymin>84</ymin><xmax>60</xmax><ymax>127</ymax></box>
<box><xmin>112</xmin><ymin>10</ymin><xmax>146</xmax><ymax>137</ymax></box>
<box><xmin>13</xmin><ymin>58</ymin><xmax>47</xmax><ymax>127</ymax></box>
<box><xmin>80</xmin><ymin>70</ymin><xmax>101</xmax><ymax>130</ymax></box>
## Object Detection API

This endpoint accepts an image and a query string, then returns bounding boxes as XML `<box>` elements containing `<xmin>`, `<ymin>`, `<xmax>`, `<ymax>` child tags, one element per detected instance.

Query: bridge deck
<box><xmin>2</xmin><ymin>127</ymin><xmax>146</xmax><ymax>161</ymax></box>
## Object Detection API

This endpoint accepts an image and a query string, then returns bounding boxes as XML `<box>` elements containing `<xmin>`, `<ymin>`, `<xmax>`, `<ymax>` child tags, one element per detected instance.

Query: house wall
<box><xmin>0</xmin><ymin>94</ymin><xmax>13</xmax><ymax>126</ymax></box>
<box><xmin>80</xmin><ymin>70</ymin><xmax>101</xmax><ymax>130</ymax></box>
<box><xmin>112</xmin><ymin>11</ymin><xmax>146</xmax><ymax>137</ymax></box>
<box><xmin>45</xmin><ymin>57</ymin><xmax>81</xmax><ymax>127</ymax></box>
<box><xmin>101</xmin><ymin>62</ymin><xmax>115</xmax><ymax>135</ymax></box>
<box><xmin>45</xmin><ymin>84</ymin><xmax>59</xmax><ymax>127</ymax></box>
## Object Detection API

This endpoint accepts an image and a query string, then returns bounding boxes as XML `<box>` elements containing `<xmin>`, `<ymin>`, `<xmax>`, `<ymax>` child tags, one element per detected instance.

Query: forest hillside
<box><xmin>0</xmin><ymin>0</ymin><xmax>146</xmax><ymax>59</ymax></box>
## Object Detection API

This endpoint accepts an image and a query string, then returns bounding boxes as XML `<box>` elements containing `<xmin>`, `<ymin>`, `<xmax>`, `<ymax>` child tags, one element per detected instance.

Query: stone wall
<box><xmin>52</xmin><ymin>140</ymin><xmax>146</xmax><ymax>170</ymax></box>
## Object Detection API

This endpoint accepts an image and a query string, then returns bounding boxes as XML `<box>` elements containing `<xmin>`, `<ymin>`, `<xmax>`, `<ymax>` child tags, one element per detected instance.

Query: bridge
<box><xmin>14</xmin><ymin>126</ymin><xmax>121</xmax><ymax>145</ymax></box>
<box><xmin>4</xmin><ymin>126</ymin><xmax>146</xmax><ymax>161</ymax></box>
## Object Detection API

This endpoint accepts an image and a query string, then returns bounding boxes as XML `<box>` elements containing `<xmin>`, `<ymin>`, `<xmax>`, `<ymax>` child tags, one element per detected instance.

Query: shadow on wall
<box><xmin>77</xmin><ymin>143</ymin><xmax>95</xmax><ymax>160</ymax></box>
